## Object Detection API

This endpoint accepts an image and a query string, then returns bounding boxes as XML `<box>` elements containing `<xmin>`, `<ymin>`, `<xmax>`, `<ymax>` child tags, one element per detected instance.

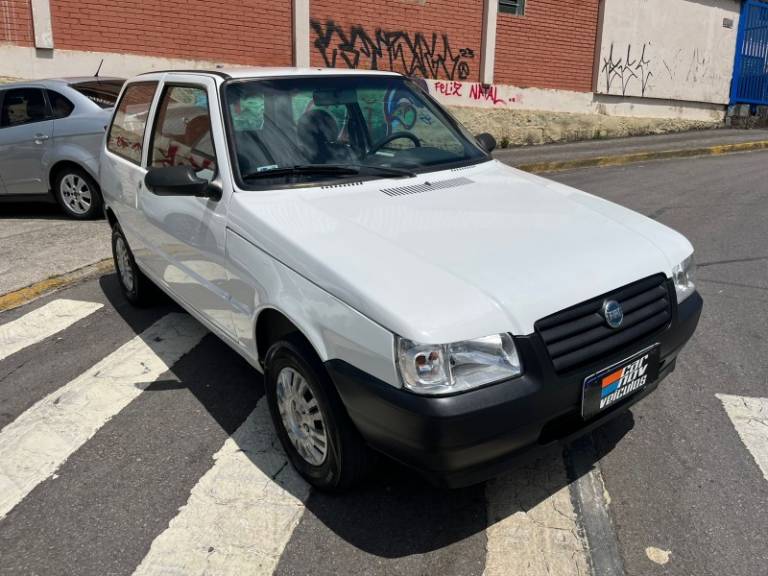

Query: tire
<box><xmin>265</xmin><ymin>337</ymin><xmax>371</xmax><ymax>491</ymax></box>
<box><xmin>111</xmin><ymin>224</ymin><xmax>155</xmax><ymax>307</ymax></box>
<box><xmin>53</xmin><ymin>166</ymin><xmax>103</xmax><ymax>220</ymax></box>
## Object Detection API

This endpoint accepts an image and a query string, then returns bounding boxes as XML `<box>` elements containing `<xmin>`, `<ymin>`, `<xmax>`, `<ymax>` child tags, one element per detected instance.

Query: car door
<box><xmin>0</xmin><ymin>87</ymin><xmax>54</xmax><ymax>195</ymax></box>
<box><xmin>137</xmin><ymin>75</ymin><xmax>238</xmax><ymax>338</ymax></box>
<box><xmin>103</xmin><ymin>80</ymin><xmax>161</xmax><ymax>263</ymax></box>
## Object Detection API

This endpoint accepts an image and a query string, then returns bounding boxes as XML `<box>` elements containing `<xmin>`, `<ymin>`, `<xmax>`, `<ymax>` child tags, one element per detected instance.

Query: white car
<box><xmin>100</xmin><ymin>68</ymin><xmax>702</xmax><ymax>490</ymax></box>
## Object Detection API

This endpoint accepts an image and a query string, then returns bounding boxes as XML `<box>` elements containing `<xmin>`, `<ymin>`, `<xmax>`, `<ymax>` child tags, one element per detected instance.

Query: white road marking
<box><xmin>0</xmin><ymin>299</ymin><xmax>103</xmax><ymax>361</ymax></box>
<box><xmin>717</xmin><ymin>394</ymin><xmax>768</xmax><ymax>481</ymax></box>
<box><xmin>132</xmin><ymin>400</ymin><xmax>310</xmax><ymax>576</ymax></box>
<box><xmin>0</xmin><ymin>313</ymin><xmax>207</xmax><ymax>520</ymax></box>
<box><xmin>483</xmin><ymin>449</ymin><xmax>590</xmax><ymax>576</ymax></box>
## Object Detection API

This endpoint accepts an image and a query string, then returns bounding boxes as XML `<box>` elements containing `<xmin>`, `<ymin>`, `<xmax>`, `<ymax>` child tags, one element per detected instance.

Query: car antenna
<box><xmin>94</xmin><ymin>59</ymin><xmax>103</xmax><ymax>78</ymax></box>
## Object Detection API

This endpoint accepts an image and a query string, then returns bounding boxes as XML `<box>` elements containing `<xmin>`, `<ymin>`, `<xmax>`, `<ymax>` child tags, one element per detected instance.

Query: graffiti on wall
<box><xmin>433</xmin><ymin>81</ymin><xmax>522</xmax><ymax>106</ymax></box>
<box><xmin>310</xmin><ymin>19</ymin><xmax>475</xmax><ymax>81</ymax></box>
<box><xmin>601</xmin><ymin>43</ymin><xmax>654</xmax><ymax>97</ymax></box>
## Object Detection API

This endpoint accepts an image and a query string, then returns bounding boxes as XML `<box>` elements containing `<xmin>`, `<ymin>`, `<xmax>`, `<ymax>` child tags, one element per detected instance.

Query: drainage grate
<box><xmin>380</xmin><ymin>177</ymin><xmax>474</xmax><ymax>197</ymax></box>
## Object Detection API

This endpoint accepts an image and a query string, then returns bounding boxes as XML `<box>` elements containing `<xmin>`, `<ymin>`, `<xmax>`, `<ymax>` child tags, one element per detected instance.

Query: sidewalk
<box><xmin>494</xmin><ymin>128</ymin><xmax>768</xmax><ymax>172</ymax></box>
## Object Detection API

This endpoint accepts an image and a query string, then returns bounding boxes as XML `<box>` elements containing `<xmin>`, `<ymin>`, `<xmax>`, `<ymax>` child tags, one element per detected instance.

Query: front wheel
<box><xmin>265</xmin><ymin>338</ymin><xmax>371</xmax><ymax>491</ymax></box>
<box><xmin>54</xmin><ymin>167</ymin><xmax>103</xmax><ymax>219</ymax></box>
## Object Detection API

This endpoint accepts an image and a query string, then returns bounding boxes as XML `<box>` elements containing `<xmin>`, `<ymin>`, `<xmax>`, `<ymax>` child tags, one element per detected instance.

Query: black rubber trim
<box><xmin>136</xmin><ymin>69</ymin><xmax>231</xmax><ymax>79</ymax></box>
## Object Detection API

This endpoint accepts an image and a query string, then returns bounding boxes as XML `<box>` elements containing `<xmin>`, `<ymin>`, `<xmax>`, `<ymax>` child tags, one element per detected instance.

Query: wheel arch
<box><xmin>255</xmin><ymin>306</ymin><xmax>328</xmax><ymax>370</ymax></box>
<box><xmin>48</xmin><ymin>159</ymin><xmax>100</xmax><ymax>192</ymax></box>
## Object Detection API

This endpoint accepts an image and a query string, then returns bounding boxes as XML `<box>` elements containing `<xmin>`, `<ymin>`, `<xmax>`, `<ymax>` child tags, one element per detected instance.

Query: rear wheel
<box><xmin>54</xmin><ymin>167</ymin><xmax>102</xmax><ymax>219</ymax></box>
<box><xmin>111</xmin><ymin>224</ymin><xmax>155</xmax><ymax>307</ymax></box>
<box><xmin>265</xmin><ymin>338</ymin><xmax>372</xmax><ymax>491</ymax></box>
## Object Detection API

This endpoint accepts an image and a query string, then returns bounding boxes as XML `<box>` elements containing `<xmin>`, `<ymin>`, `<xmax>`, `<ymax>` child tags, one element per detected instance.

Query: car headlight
<box><xmin>396</xmin><ymin>334</ymin><xmax>522</xmax><ymax>395</ymax></box>
<box><xmin>672</xmin><ymin>254</ymin><xmax>696</xmax><ymax>303</ymax></box>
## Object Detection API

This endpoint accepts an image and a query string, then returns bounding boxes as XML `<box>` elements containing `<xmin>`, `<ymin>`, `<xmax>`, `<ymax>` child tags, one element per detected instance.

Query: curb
<box><xmin>0</xmin><ymin>259</ymin><xmax>114</xmax><ymax>313</ymax></box>
<box><xmin>516</xmin><ymin>139</ymin><xmax>768</xmax><ymax>173</ymax></box>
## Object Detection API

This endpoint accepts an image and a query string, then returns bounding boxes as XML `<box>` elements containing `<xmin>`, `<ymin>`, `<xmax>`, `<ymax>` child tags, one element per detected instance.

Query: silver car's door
<box><xmin>137</xmin><ymin>74</ymin><xmax>238</xmax><ymax>338</ymax></box>
<box><xmin>0</xmin><ymin>87</ymin><xmax>54</xmax><ymax>195</ymax></box>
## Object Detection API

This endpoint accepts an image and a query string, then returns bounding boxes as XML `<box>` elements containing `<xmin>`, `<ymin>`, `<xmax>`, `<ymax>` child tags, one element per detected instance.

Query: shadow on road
<box><xmin>0</xmin><ymin>201</ymin><xmax>75</xmax><ymax>221</ymax></box>
<box><xmin>98</xmin><ymin>271</ymin><xmax>634</xmax><ymax>564</ymax></box>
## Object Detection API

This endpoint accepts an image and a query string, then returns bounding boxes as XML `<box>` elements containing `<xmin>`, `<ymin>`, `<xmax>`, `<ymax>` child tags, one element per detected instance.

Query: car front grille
<box><xmin>535</xmin><ymin>274</ymin><xmax>673</xmax><ymax>374</ymax></box>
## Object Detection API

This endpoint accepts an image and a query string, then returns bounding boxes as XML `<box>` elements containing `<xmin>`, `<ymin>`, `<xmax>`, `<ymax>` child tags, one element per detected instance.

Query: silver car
<box><xmin>0</xmin><ymin>77</ymin><xmax>124</xmax><ymax>219</ymax></box>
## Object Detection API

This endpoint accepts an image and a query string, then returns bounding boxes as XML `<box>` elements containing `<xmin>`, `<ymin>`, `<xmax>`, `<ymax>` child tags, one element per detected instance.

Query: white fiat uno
<box><xmin>101</xmin><ymin>68</ymin><xmax>702</xmax><ymax>490</ymax></box>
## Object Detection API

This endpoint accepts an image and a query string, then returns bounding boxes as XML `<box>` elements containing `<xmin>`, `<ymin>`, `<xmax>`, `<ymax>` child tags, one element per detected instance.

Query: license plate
<box><xmin>582</xmin><ymin>345</ymin><xmax>660</xmax><ymax>419</ymax></box>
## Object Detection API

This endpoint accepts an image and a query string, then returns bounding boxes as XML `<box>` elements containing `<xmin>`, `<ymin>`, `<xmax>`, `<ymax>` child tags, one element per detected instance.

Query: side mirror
<box><xmin>144</xmin><ymin>166</ymin><xmax>220</xmax><ymax>200</ymax></box>
<box><xmin>476</xmin><ymin>132</ymin><xmax>497</xmax><ymax>153</ymax></box>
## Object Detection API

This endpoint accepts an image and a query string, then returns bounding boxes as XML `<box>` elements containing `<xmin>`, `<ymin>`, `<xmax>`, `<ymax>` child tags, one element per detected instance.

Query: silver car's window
<box><xmin>47</xmin><ymin>90</ymin><xmax>74</xmax><ymax>119</ymax></box>
<box><xmin>107</xmin><ymin>82</ymin><xmax>158</xmax><ymax>165</ymax></box>
<box><xmin>0</xmin><ymin>88</ymin><xmax>48</xmax><ymax>128</ymax></box>
<box><xmin>149</xmin><ymin>85</ymin><xmax>216</xmax><ymax>181</ymax></box>
<box><xmin>71</xmin><ymin>80</ymin><xmax>124</xmax><ymax>109</ymax></box>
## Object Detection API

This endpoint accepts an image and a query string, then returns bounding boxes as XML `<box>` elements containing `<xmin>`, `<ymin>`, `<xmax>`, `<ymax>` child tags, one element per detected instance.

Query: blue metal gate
<box><xmin>732</xmin><ymin>0</ymin><xmax>768</xmax><ymax>105</ymax></box>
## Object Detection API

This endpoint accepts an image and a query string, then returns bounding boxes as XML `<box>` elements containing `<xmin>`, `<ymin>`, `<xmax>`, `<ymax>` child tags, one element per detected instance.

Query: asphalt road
<box><xmin>0</xmin><ymin>150</ymin><xmax>766</xmax><ymax>576</ymax></box>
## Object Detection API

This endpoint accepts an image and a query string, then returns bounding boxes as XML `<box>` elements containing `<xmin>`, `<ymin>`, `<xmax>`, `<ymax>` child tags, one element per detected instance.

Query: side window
<box><xmin>107</xmin><ymin>82</ymin><xmax>158</xmax><ymax>165</ymax></box>
<box><xmin>47</xmin><ymin>90</ymin><xmax>74</xmax><ymax>119</ymax></box>
<box><xmin>150</xmin><ymin>85</ymin><xmax>216</xmax><ymax>181</ymax></box>
<box><xmin>0</xmin><ymin>88</ymin><xmax>48</xmax><ymax>127</ymax></box>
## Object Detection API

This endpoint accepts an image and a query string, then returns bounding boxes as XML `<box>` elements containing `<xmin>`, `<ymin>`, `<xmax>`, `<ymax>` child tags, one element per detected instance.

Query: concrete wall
<box><xmin>596</xmin><ymin>0</ymin><xmax>741</xmax><ymax>105</ymax></box>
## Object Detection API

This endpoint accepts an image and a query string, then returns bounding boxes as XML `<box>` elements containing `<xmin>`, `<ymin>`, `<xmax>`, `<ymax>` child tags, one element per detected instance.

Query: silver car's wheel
<box><xmin>275</xmin><ymin>366</ymin><xmax>329</xmax><ymax>466</ymax></box>
<box><xmin>60</xmin><ymin>173</ymin><xmax>92</xmax><ymax>215</ymax></box>
<box><xmin>54</xmin><ymin>167</ymin><xmax>102</xmax><ymax>220</ymax></box>
<box><xmin>114</xmin><ymin>235</ymin><xmax>135</xmax><ymax>293</ymax></box>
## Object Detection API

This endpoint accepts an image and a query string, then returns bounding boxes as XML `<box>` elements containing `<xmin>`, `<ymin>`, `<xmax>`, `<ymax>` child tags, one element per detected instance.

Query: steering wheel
<box><xmin>368</xmin><ymin>131</ymin><xmax>421</xmax><ymax>155</ymax></box>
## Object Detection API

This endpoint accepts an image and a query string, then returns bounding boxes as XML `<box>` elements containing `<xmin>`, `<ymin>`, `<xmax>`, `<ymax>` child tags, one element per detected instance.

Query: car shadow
<box><xmin>98</xmin><ymin>272</ymin><xmax>635</xmax><ymax>562</ymax></box>
<box><xmin>0</xmin><ymin>201</ymin><xmax>72</xmax><ymax>220</ymax></box>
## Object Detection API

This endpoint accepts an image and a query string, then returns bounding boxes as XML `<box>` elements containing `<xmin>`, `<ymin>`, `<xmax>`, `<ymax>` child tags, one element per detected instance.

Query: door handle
<box><xmin>33</xmin><ymin>133</ymin><xmax>50</xmax><ymax>144</ymax></box>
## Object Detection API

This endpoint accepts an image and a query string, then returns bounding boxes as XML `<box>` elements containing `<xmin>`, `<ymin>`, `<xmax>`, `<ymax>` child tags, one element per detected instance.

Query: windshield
<box><xmin>70</xmin><ymin>79</ymin><xmax>125</xmax><ymax>109</ymax></box>
<box><xmin>223</xmin><ymin>76</ymin><xmax>488</xmax><ymax>188</ymax></box>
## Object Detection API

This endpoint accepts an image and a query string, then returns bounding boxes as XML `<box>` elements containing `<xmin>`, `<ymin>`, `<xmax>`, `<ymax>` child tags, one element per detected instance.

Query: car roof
<box><xmin>1</xmin><ymin>77</ymin><xmax>125</xmax><ymax>88</ymax></box>
<box><xmin>136</xmin><ymin>67</ymin><xmax>401</xmax><ymax>80</ymax></box>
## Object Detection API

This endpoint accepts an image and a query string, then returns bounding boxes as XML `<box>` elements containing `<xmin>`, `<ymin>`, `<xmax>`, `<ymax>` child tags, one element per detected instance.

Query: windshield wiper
<box><xmin>241</xmin><ymin>164</ymin><xmax>415</xmax><ymax>181</ymax></box>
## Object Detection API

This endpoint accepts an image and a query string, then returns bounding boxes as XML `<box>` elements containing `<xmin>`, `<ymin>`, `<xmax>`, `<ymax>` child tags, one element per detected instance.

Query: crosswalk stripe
<box><xmin>717</xmin><ymin>394</ymin><xmax>768</xmax><ymax>481</ymax></box>
<box><xmin>0</xmin><ymin>298</ymin><xmax>103</xmax><ymax>362</ymax></box>
<box><xmin>483</xmin><ymin>450</ymin><xmax>590</xmax><ymax>576</ymax></box>
<box><xmin>132</xmin><ymin>400</ymin><xmax>310</xmax><ymax>576</ymax></box>
<box><xmin>0</xmin><ymin>313</ymin><xmax>207</xmax><ymax>521</ymax></box>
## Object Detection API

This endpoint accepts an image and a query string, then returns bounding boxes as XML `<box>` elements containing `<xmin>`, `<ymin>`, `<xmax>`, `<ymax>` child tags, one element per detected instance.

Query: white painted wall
<box><xmin>596</xmin><ymin>0</ymin><xmax>741</xmax><ymax>105</ymax></box>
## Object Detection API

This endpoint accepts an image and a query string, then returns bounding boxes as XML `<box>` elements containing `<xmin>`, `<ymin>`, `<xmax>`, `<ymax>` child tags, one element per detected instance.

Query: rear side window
<box><xmin>71</xmin><ymin>80</ymin><xmax>125</xmax><ymax>109</ymax></box>
<box><xmin>0</xmin><ymin>88</ymin><xmax>48</xmax><ymax>127</ymax></box>
<box><xmin>107</xmin><ymin>82</ymin><xmax>158</xmax><ymax>165</ymax></box>
<box><xmin>47</xmin><ymin>90</ymin><xmax>74</xmax><ymax>119</ymax></box>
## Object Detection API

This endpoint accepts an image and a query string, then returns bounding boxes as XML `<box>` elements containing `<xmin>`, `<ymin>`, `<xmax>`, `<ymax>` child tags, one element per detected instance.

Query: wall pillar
<box><xmin>293</xmin><ymin>0</ymin><xmax>310</xmax><ymax>67</ymax></box>
<box><xmin>30</xmin><ymin>0</ymin><xmax>54</xmax><ymax>49</ymax></box>
<box><xmin>480</xmin><ymin>0</ymin><xmax>498</xmax><ymax>84</ymax></box>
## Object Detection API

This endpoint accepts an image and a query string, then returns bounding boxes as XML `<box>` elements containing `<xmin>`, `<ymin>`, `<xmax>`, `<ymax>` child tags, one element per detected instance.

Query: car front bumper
<box><xmin>326</xmin><ymin>291</ymin><xmax>703</xmax><ymax>488</ymax></box>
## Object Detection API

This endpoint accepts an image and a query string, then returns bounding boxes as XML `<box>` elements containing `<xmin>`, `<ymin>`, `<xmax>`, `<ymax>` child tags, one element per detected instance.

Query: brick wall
<box><xmin>0</xmin><ymin>0</ymin><xmax>34</xmax><ymax>46</ymax></box>
<box><xmin>310</xmin><ymin>0</ymin><xmax>484</xmax><ymax>82</ymax></box>
<box><xmin>495</xmin><ymin>0</ymin><xmax>600</xmax><ymax>92</ymax></box>
<box><xmin>48</xmin><ymin>0</ymin><xmax>293</xmax><ymax>66</ymax></box>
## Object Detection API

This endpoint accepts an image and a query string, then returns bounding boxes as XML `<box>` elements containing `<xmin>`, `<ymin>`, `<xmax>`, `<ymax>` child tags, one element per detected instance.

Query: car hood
<box><xmin>229</xmin><ymin>160</ymin><xmax>693</xmax><ymax>342</ymax></box>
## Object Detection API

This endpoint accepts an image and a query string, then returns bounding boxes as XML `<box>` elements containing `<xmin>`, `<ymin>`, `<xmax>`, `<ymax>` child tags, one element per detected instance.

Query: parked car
<box><xmin>101</xmin><ymin>69</ymin><xmax>702</xmax><ymax>490</ymax></box>
<box><xmin>0</xmin><ymin>77</ymin><xmax>124</xmax><ymax>218</ymax></box>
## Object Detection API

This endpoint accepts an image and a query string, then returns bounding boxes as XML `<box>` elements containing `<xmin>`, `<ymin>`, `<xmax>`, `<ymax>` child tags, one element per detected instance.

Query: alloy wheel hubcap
<box><xmin>275</xmin><ymin>367</ymin><xmax>328</xmax><ymax>466</ymax></box>
<box><xmin>60</xmin><ymin>174</ymin><xmax>92</xmax><ymax>215</ymax></box>
<box><xmin>114</xmin><ymin>236</ymin><xmax>134</xmax><ymax>292</ymax></box>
